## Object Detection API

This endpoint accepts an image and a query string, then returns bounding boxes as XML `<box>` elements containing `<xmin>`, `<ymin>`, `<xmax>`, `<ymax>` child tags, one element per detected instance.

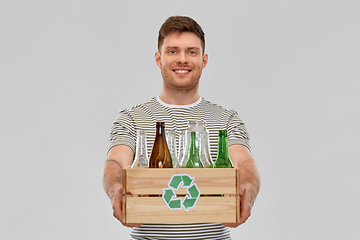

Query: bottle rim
<box><xmin>156</xmin><ymin>122</ymin><xmax>165</xmax><ymax>127</ymax></box>
<box><xmin>219</xmin><ymin>130</ymin><xmax>227</xmax><ymax>136</ymax></box>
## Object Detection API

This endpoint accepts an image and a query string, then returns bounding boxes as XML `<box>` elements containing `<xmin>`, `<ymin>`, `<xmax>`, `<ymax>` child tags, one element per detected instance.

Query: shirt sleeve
<box><xmin>227</xmin><ymin>110</ymin><xmax>251</xmax><ymax>151</ymax></box>
<box><xmin>108</xmin><ymin>109</ymin><xmax>137</xmax><ymax>153</ymax></box>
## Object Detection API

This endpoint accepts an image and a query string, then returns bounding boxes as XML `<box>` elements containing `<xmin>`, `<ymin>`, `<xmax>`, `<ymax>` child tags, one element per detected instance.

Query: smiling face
<box><xmin>155</xmin><ymin>31</ymin><xmax>208</xmax><ymax>92</ymax></box>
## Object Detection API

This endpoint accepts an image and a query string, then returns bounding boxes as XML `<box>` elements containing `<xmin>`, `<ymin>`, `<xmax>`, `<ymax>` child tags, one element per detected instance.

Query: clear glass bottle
<box><xmin>189</xmin><ymin>120</ymin><xmax>213</xmax><ymax>167</ymax></box>
<box><xmin>179</xmin><ymin>121</ymin><xmax>213</xmax><ymax>168</ymax></box>
<box><xmin>149</xmin><ymin>122</ymin><xmax>173</xmax><ymax>168</ymax></box>
<box><xmin>188</xmin><ymin>120</ymin><xmax>205</xmax><ymax>132</ymax></box>
<box><xmin>198</xmin><ymin>129</ymin><xmax>214</xmax><ymax>168</ymax></box>
<box><xmin>131</xmin><ymin>130</ymin><xmax>149</xmax><ymax>168</ymax></box>
<box><xmin>213</xmin><ymin>130</ymin><xmax>234</xmax><ymax>168</ymax></box>
<box><xmin>178</xmin><ymin>130</ymin><xmax>187</xmax><ymax>165</ymax></box>
<box><xmin>166</xmin><ymin>130</ymin><xmax>180</xmax><ymax>168</ymax></box>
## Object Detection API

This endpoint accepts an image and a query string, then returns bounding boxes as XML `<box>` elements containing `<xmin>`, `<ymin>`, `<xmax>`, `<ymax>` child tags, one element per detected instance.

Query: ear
<box><xmin>202</xmin><ymin>53</ymin><xmax>208</xmax><ymax>69</ymax></box>
<box><xmin>155</xmin><ymin>51</ymin><xmax>161</xmax><ymax>69</ymax></box>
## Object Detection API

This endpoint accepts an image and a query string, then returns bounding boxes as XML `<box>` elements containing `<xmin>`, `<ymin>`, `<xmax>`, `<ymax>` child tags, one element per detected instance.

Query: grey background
<box><xmin>1</xmin><ymin>0</ymin><xmax>359</xmax><ymax>239</ymax></box>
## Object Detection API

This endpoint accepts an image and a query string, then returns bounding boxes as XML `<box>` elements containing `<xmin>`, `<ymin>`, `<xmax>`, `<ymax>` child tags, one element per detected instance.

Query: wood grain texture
<box><xmin>123</xmin><ymin>168</ymin><xmax>238</xmax><ymax>195</ymax></box>
<box><xmin>125</xmin><ymin>196</ymin><xmax>237</xmax><ymax>223</ymax></box>
<box><xmin>122</xmin><ymin>168</ymin><xmax>240</xmax><ymax>223</ymax></box>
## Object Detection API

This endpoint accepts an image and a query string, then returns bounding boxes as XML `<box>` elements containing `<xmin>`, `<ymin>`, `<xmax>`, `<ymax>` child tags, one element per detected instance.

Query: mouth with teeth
<box><xmin>173</xmin><ymin>69</ymin><xmax>191</xmax><ymax>74</ymax></box>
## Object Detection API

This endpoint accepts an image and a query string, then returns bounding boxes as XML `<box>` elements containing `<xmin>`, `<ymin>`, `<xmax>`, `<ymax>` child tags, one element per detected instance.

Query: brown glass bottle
<box><xmin>149</xmin><ymin>122</ymin><xmax>173</xmax><ymax>168</ymax></box>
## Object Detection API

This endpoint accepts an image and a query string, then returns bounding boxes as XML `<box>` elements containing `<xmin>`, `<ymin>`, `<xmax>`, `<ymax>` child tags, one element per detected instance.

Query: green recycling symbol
<box><xmin>162</xmin><ymin>174</ymin><xmax>200</xmax><ymax>212</ymax></box>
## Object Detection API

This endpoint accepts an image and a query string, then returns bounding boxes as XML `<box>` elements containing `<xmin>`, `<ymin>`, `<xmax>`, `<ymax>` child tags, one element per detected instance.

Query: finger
<box><xmin>239</xmin><ymin>185</ymin><xmax>246</xmax><ymax>196</ymax></box>
<box><xmin>239</xmin><ymin>188</ymin><xmax>251</xmax><ymax>224</ymax></box>
<box><xmin>222</xmin><ymin>222</ymin><xmax>241</xmax><ymax>228</ymax></box>
<box><xmin>112</xmin><ymin>188</ymin><xmax>124</xmax><ymax>222</ymax></box>
<box><xmin>127</xmin><ymin>223</ymin><xmax>143</xmax><ymax>228</ymax></box>
<box><xmin>112</xmin><ymin>189</ymin><xmax>143</xmax><ymax>227</ymax></box>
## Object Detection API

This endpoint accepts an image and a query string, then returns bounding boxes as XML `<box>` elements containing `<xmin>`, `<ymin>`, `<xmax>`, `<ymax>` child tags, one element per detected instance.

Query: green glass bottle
<box><xmin>185</xmin><ymin>131</ymin><xmax>204</xmax><ymax>168</ymax></box>
<box><xmin>214</xmin><ymin>130</ymin><xmax>234</xmax><ymax>168</ymax></box>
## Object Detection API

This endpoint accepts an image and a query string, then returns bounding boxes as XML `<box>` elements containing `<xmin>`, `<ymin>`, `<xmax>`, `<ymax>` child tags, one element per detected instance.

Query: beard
<box><xmin>160</xmin><ymin>66</ymin><xmax>202</xmax><ymax>92</ymax></box>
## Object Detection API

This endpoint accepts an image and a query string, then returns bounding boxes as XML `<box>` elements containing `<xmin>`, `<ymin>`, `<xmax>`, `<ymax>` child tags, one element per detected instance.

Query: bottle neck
<box><xmin>186</xmin><ymin>131</ymin><xmax>202</xmax><ymax>168</ymax></box>
<box><xmin>189</xmin><ymin>131</ymin><xmax>199</xmax><ymax>152</ymax></box>
<box><xmin>218</xmin><ymin>130</ymin><xmax>229</xmax><ymax>156</ymax></box>
<box><xmin>137</xmin><ymin>134</ymin><xmax>147</xmax><ymax>154</ymax></box>
<box><xmin>156</xmin><ymin>122</ymin><xmax>166</xmax><ymax>136</ymax></box>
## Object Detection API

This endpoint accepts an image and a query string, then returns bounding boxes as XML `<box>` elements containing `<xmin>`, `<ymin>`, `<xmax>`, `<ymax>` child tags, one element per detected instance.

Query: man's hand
<box><xmin>222</xmin><ymin>187</ymin><xmax>251</xmax><ymax>228</ymax></box>
<box><xmin>103</xmin><ymin>145</ymin><xmax>143</xmax><ymax>228</ymax></box>
<box><xmin>222</xmin><ymin>145</ymin><xmax>261</xmax><ymax>228</ymax></box>
<box><xmin>111</xmin><ymin>186</ymin><xmax>143</xmax><ymax>228</ymax></box>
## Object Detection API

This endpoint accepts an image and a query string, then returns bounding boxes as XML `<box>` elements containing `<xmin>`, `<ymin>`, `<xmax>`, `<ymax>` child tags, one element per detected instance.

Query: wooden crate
<box><xmin>122</xmin><ymin>168</ymin><xmax>240</xmax><ymax>223</ymax></box>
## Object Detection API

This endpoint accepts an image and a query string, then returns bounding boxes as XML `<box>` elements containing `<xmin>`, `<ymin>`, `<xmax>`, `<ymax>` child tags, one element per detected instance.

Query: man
<box><xmin>103</xmin><ymin>16</ymin><xmax>261</xmax><ymax>239</ymax></box>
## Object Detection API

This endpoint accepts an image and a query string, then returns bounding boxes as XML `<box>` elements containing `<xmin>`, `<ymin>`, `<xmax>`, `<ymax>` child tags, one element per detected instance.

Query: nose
<box><xmin>176</xmin><ymin>52</ymin><xmax>188</xmax><ymax>64</ymax></box>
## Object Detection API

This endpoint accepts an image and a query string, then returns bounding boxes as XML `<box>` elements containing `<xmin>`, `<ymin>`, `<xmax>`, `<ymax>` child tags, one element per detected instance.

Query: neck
<box><xmin>159</xmin><ymin>86</ymin><xmax>200</xmax><ymax>105</ymax></box>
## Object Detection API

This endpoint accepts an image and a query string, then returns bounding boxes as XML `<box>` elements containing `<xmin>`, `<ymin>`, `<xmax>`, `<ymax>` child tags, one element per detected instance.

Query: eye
<box><xmin>169</xmin><ymin>50</ymin><xmax>177</xmax><ymax>54</ymax></box>
<box><xmin>188</xmin><ymin>51</ymin><xmax>196</xmax><ymax>55</ymax></box>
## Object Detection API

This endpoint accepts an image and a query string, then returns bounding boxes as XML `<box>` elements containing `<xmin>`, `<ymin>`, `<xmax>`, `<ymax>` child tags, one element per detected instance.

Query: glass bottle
<box><xmin>213</xmin><ymin>130</ymin><xmax>234</xmax><ymax>168</ymax></box>
<box><xmin>198</xmin><ymin>130</ymin><xmax>214</xmax><ymax>168</ymax></box>
<box><xmin>131</xmin><ymin>130</ymin><xmax>149</xmax><ymax>168</ymax></box>
<box><xmin>188</xmin><ymin>120</ymin><xmax>213</xmax><ymax>168</ymax></box>
<box><xmin>166</xmin><ymin>130</ymin><xmax>180</xmax><ymax>168</ymax></box>
<box><xmin>188</xmin><ymin>120</ymin><xmax>205</xmax><ymax>132</ymax></box>
<box><xmin>185</xmin><ymin>131</ymin><xmax>203</xmax><ymax>168</ymax></box>
<box><xmin>178</xmin><ymin>130</ymin><xmax>187</xmax><ymax>165</ymax></box>
<box><xmin>149</xmin><ymin>122</ymin><xmax>173</xmax><ymax>168</ymax></box>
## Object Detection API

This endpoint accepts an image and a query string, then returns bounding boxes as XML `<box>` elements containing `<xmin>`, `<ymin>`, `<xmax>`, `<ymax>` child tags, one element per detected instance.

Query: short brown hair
<box><xmin>158</xmin><ymin>16</ymin><xmax>205</xmax><ymax>53</ymax></box>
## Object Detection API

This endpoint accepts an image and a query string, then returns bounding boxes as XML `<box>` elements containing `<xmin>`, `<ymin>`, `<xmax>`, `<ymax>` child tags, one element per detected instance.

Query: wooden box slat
<box><xmin>124</xmin><ymin>196</ymin><xmax>240</xmax><ymax>223</ymax></box>
<box><xmin>123</xmin><ymin>168</ymin><xmax>239</xmax><ymax>195</ymax></box>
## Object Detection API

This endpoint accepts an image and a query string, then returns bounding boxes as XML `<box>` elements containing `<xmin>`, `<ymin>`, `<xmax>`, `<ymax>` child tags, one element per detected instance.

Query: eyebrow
<box><xmin>165</xmin><ymin>46</ymin><xmax>201</xmax><ymax>51</ymax></box>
